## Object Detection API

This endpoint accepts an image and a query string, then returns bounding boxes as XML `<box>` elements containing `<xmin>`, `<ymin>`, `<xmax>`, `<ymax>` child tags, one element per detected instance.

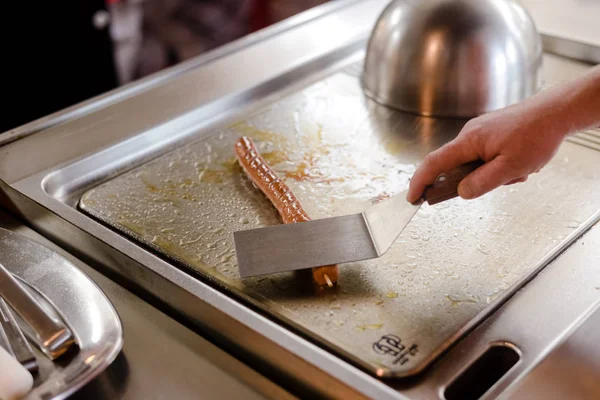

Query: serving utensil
<box><xmin>0</xmin><ymin>297</ymin><xmax>38</xmax><ymax>372</ymax></box>
<box><xmin>234</xmin><ymin>160</ymin><xmax>483</xmax><ymax>277</ymax></box>
<box><xmin>0</xmin><ymin>262</ymin><xmax>75</xmax><ymax>360</ymax></box>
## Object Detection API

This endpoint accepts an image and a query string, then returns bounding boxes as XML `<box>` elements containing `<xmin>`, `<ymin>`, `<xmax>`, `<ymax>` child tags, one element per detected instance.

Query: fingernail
<box><xmin>458</xmin><ymin>181</ymin><xmax>473</xmax><ymax>199</ymax></box>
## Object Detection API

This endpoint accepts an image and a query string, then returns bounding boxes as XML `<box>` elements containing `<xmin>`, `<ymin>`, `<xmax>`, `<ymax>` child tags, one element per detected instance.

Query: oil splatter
<box><xmin>446</xmin><ymin>294</ymin><xmax>479</xmax><ymax>307</ymax></box>
<box><xmin>355</xmin><ymin>324</ymin><xmax>383</xmax><ymax>331</ymax></box>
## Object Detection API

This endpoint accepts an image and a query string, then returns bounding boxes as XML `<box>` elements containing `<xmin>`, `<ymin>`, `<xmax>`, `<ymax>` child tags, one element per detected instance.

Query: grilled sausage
<box><xmin>234</xmin><ymin>136</ymin><xmax>339</xmax><ymax>287</ymax></box>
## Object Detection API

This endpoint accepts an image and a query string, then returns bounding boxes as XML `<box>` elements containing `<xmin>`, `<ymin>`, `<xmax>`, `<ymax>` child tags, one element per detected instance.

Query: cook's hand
<box><xmin>407</xmin><ymin>64</ymin><xmax>600</xmax><ymax>203</ymax></box>
<box><xmin>406</xmin><ymin>102</ymin><xmax>566</xmax><ymax>202</ymax></box>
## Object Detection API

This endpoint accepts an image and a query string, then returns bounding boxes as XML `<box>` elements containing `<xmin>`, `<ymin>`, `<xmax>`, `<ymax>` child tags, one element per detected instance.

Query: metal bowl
<box><xmin>362</xmin><ymin>0</ymin><xmax>543</xmax><ymax>118</ymax></box>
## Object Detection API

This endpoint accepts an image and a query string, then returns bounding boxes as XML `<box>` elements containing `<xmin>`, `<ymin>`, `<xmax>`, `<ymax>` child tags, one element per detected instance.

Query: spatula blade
<box><xmin>234</xmin><ymin>191</ymin><xmax>421</xmax><ymax>277</ymax></box>
<box><xmin>234</xmin><ymin>214</ymin><xmax>377</xmax><ymax>277</ymax></box>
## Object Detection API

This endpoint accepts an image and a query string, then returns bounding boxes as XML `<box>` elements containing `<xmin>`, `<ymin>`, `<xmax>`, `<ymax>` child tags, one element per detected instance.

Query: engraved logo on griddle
<box><xmin>373</xmin><ymin>334</ymin><xmax>419</xmax><ymax>365</ymax></box>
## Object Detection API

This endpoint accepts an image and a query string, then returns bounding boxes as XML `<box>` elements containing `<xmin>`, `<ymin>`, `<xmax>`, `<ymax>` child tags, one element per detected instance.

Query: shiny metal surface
<box><xmin>0</xmin><ymin>262</ymin><xmax>75</xmax><ymax>360</ymax></box>
<box><xmin>0</xmin><ymin>228</ymin><xmax>123</xmax><ymax>400</ymax></box>
<box><xmin>233</xmin><ymin>190</ymin><xmax>420</xmax><ymax>277</ymax></box>
<box><xmin>386</xmin><ymin>219</ymin><xmax>600</xmax><ymax>400</ymax></box>
<box><xmin>75</xmin><ymin>62</ymin><xmax>600</xmax><ymax>380</ymax></box>
<box><xmin>0</xmin><ymin>307</ymin><xmax>10</xmax><ymax>353</ymax></box>
<box><xmin>363</xmin><ymin>0</ymin><xmax>543</xmax><ymax>118</ymax></box>
<box><xmin>519</xmin><ymin>0</ymin><xmax>600</xmax><ymax>64</ymax></box>
<box><xmin>503</xmin><ymin>301</ymin><xmax>600</xmax><ymax>400</ymax></box>
<box><xmin>0</xmin><ymin>210</ymin><xmax>292</xmax><ymax>400</ymax></box>
<box><xmin>0</xmin><ymin>0</ymin><xmax>598</xmax><ymax>398</ymax></box>
<box><xmin>0</xmin><ymin>2</ymin><xmax>402</xmax><ymax>396</ymax></box>
<box><xmin>0</xmin><ymin>297</ymin><xmax>38</xmax><ymax>372</ymax></box>
<box><xmin>542</xmin><ymin>34</ymin><xmax>600</xmax><ymax>65</ymax></box>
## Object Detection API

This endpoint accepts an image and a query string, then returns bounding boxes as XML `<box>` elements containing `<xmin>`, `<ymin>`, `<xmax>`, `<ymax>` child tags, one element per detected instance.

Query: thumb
<box><xmin>457</xmin><ymin>158</ymin><xmax>515</xmax><ymax>199</ymax></box>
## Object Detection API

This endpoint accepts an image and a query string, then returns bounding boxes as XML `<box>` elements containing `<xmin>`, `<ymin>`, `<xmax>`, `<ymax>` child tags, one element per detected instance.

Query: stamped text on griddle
<box><xmin>372</xmin><ymin>334</ymin><xmax>419</xmax><ymax>365</ymax></box>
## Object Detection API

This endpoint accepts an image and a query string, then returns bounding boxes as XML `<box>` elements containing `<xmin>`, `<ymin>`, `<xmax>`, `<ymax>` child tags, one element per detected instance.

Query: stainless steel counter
<box><xmin>1</xmin><ymin>1</ymin><xmax>600</xmax><ymax>399</ymax></box>
<box><xmin>519</xmin><ymin>0</ymin><xmax>600</xmax><ymax>64</ymax></box>
<box><xmin>0</xmin><ymin>210</ymin><xmax>294</xmax><ymax>400</ymax></box>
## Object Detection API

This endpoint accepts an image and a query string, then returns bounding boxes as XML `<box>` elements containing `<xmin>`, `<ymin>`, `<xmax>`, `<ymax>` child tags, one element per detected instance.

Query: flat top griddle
<box><xmin>78</xmin><ymin>69</ymin><xmax>600</xmax><ymax>378</ymax></box>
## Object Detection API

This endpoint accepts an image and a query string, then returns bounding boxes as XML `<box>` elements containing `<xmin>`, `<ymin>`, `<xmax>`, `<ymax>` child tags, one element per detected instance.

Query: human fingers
<box><xmin>505</xmin><ymin>176</ymin><xmax>528</xmax><ymax>185</ymax></box>
<box><xmin>407</xmin><ymin>139</ymin><xmax>478</xmax><ymax>203</ymax></box>
<box><xmin>457</xmin><ymin>157</ymin><xmax>520</xmax><ymax>199</ymax></box>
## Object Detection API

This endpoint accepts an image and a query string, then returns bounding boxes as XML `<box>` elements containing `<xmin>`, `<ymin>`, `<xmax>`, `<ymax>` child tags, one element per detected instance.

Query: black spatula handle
<box><xmin>422</xmin><ymin>159</ymin><xmax>485</xmax><ymax>205</ymax></box>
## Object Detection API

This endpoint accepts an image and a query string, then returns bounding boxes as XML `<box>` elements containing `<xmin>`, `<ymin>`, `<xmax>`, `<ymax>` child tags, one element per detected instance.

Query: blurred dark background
<box><xmin>1</xmin><ymin>0</ymin><xmax>329</xmax><ymax>134</ymax></box>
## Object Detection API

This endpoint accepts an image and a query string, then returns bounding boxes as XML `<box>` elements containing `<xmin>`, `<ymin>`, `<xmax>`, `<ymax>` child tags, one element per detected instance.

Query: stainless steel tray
<box><xmin>78</xmin><ymin>69</ymin><xmax>600</xmax><ymax>378</ymax></box>
<box><xmin>0</xmin><ymin>228</ymin><xmax>123</xmax><ymax>400</ymax></box>
<box><xmin>2</xmin><ymin>0</ymin><xmax>600</xmax><ymax>397</ymax></box>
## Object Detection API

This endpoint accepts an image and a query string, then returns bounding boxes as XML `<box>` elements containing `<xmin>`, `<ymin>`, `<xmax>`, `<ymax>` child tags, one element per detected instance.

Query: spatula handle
<box><xmin>422</xmin><ymin>160</ymin><xmax>485</xmax><ymax>205</ymax></box>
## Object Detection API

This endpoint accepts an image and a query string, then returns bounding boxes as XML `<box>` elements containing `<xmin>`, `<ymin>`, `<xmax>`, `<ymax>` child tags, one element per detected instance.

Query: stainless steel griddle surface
<box><xmin>78</xmin><ymin>68</ymin><xmax>600</xmax><ymax>377</ymax></box>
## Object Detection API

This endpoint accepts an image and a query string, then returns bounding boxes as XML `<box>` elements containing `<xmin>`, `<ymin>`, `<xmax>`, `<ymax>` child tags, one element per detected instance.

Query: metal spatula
<box><xmin>234</xmin><ymin>160</ymin><xmax>483</xmax><ymax>278</ymax></box>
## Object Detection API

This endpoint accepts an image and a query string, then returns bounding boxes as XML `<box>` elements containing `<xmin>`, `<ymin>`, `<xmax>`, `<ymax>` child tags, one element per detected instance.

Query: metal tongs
<box><xmin>0</xmin><ymin>262</ymin><xmax>76</xmax><ymax>361</ymax></box>
<box><xmin>0</xmin><ymin>297</ymin><xmax>38</xmax><ymax>372</ymax></box>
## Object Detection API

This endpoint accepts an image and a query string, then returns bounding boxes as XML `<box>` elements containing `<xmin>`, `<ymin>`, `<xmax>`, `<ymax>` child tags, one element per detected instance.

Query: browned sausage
<box><xmin>234</xmin><ymin>136</ymin><xmax>339</xmax><ymax>287</ymax></box>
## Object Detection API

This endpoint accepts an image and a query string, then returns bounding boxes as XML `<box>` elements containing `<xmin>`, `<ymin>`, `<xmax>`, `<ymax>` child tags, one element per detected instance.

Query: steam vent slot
<box><xmin>444</xmin><ymin>343</ymin><xmax>520</xmax><ymax>400</ymax></box>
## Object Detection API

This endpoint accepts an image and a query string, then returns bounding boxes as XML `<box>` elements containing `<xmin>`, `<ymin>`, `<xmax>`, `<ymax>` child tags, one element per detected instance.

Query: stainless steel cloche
<box><xmin>362</xmin><ymin>0</ymin><xmax>543</xmax><ymax>118</ymax></box>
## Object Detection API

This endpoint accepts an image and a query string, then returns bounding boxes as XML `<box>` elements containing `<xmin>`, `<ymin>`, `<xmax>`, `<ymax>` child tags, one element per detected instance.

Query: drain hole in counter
<box><xmin>443</xmin><ymin>343</ymin><xmax>521</xmax><ymax>400</ymax></box>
